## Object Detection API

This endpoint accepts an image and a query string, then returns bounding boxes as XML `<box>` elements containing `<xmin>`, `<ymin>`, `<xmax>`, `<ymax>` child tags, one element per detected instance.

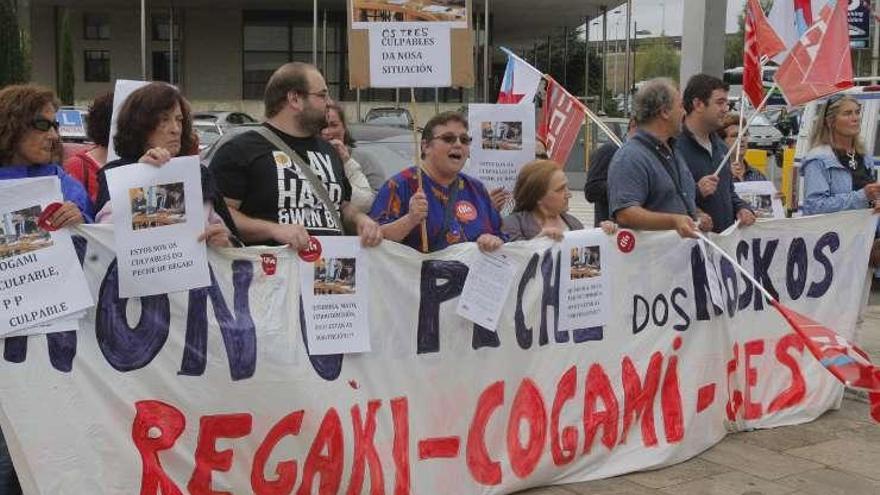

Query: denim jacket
<box><xmin>801</xmin><ymin>145</ymin><xmax>871</xmax><ymax>215</ymax></box>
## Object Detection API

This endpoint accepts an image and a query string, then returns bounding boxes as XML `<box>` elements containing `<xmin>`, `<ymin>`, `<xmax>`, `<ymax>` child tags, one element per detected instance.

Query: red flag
<box><xmin>774</xmin><ymin>1</ymin><xmax>854</xmax><ymax>106</ymax></box>
<box><xmin>537</xmin><ymin>78</ymin><xmax>585</xmax><ymax>166</ymax></box>
<box><xmin>743</xmin><ymin>0</ymin><xmax>786</xmax><ymax>108</ymax></box>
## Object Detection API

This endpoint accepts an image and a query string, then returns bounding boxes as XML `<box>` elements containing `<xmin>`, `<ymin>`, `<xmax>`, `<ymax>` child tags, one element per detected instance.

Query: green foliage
<box><xmin>0</xmin><ymin>0</ymin><xmax>27</xmax><ymax>87</ymax></box>
<box><xmin>634</xmin><ymin>37</ymin><xmax>680</xmax><ymax>82</ymax></box>
<box><xmin>58</xmin><ymin>10</ymin><xmax>75</xmax><ymax>105</ymax></box>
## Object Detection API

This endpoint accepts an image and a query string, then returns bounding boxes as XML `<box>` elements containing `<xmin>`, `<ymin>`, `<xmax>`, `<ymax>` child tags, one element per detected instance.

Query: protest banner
<box><xmin>0</xmin><ymin>210</ymin><xmax>875</xmax><ymax>494</ymax></box>
<box><xmin>0</xmin><ymin>178</ymin><xmax>93</xmax><ymax>336</ymax></box>
<box><xmin>465</xmin><ymin>103</ymin><xmax>536</xmax><ymax>206</ymax></box>
<box><xmin>348</xmin><ymin>0</ymin><xmax>473</xmax><ymax>89</ymax></box>
<box><xmin>105</xmin><ymin>156</ymin><xmax>210</xmax><ymax>298</ymax></box>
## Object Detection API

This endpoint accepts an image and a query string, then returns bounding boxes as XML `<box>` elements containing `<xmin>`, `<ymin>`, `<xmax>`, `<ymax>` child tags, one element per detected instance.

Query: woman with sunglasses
<box><xmin>370</xmin><ymin>111</ymin><xmax>505</xmax><ymax>253</ymax></box>
<box><xmin>92</xmin><ymin>82</ymin><xmax>238</xmax><ymax>247</ymax></box>
<box><xmin>802</xmin><ymin>94</ymin><xmax>880</xmax><ymax>216</ymax></box>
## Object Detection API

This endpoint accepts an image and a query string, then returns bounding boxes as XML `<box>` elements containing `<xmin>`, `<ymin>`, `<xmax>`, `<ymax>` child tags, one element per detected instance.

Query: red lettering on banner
<box><xmin>507</xmin><ymin>378</ymin><xmax>547</xmax><ymax>479</ymax></box>
<box><xmin>661</xmin><ymin>352</ymin><xmax>684</xmax><ymax>443</ymax></box>
<box><xmin>620</xmin><ymin>353</ymin><xmax>662</xmax><ymax>447</ymax></box>
<box><xmin>297</xmin><ymin>408</ymin><xmax>344</xmax><ymax>495</ymax></box>
<box><xmin>726</xmin><ymin>343</ymin><xmax>743</xmax><ymax>421</ymax></box>
<box><xmin>768</xmin><ymin>334</ymin><xmax>806</xmax><ymax>413</ymax></box>
<box><xmin>132</xmin><ymin>400</ymin><xmax>186</xmax><ymax>495</ymax></box>
<box><xmin>250</xmin><ymin>411</ymin><xmax>304</xmax><ymax>495</ymax></box>
<box><xmin>466</xmin><ymin>381</ymin><xmax>504</xmax><ymax>486</ymax></box>
<box><xmin>188</xmin><ymin>413</ymin><xmax>253</xmax><ymax>495</ymax></box>
<box><xmin>390</xmin><ymin>397</ymin><xmax>411</xmax><ymax>495</ymax></box>
<box><xmin>744</xmin><ymin>340</ymin><xmax>765</xmax><ymax>420</ymax></box>
<box><xmin>582</xmin><ymin>363</ymin><xmax>619</xmax><ymax>454</ymax></box>
<box><xmin>347</xmin><ymin>401</ymin><xmax>384</xmax><ymax>495</ymax></box>
<box><xmin>550</xmin><ymin>366</ymin><xmax>578</xmax><ymax>466</ymax></box>
<box><xmin>417</xmin><ymin>437</ymin><xmax>461</xmax><ymax>459</ymax></box>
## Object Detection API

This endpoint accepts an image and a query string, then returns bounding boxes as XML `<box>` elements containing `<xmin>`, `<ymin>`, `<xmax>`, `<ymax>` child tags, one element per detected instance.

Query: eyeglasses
<box><xmin>823</xmin><ymin>93</ymin><xmax>858</xmax><ymax>118</ymax></box>
<box><xmin>31</xmin><ymin>118</ymin><xmax>60</xmax><ymax>132</ymax></box>
<box><xmin>304</xmin><ymin>91</ymin><xmax>330</xmax><ymax>101</ymax></box>
<box><xmin>431</xmin><ymin>133</ymin><xmax>472</xmax><ymax>145</ymax></box>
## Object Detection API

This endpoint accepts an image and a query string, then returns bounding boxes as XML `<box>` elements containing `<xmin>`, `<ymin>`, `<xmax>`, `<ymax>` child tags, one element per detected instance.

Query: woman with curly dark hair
<box><xmin>63</xmin><ymin>91</ymin><xmax>114</xmax><ymax>204</ymax></box>
<box><xmin>93</xmin><ymin>82</ymin><xmax>239</xmax><ymax>246</ymax></box>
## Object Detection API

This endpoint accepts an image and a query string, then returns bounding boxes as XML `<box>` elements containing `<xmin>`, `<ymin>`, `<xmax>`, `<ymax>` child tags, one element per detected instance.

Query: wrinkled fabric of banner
<box><xmin>0</xmin><ymin>211</ymin><xmax>874</xmax><ymax>495</ymax></box>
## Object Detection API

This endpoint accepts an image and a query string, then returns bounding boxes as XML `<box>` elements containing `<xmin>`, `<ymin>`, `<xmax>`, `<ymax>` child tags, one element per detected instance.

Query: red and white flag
<box><xmin>743</xmin><ymin>0</ymin><xmax>786</xmax><ymax>107</ymax></box>
<box><xmin>497</xmin><ymin>47</ymin><xmax>543</xmax><ymax>104</ymax></box>
<box><xmin>774</xmin><ymin>0</ymin><xmax>854</xmax><ymax>107</ymax></box>
<box><xmin>537</xmin><ymin>78</ymin><xmax>585</xmax><ymax>166</ymax></box>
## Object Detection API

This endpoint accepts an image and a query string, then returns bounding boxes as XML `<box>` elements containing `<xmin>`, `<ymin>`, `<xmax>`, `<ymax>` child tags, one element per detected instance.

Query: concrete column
<box><xmin>679</xmin><ymin>0</ymin><xmax>727</xmax><ymax>84</ymax></box>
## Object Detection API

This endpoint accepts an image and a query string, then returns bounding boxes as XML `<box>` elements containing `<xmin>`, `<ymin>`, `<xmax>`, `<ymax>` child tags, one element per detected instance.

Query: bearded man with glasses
<box><xmin>370</xmin><ymin>111</ymin><xmax>505</xmax><ymax>253</ymax></box>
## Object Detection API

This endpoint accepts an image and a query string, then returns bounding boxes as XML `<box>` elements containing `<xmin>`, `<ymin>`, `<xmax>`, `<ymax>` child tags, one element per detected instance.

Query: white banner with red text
<box><xmin>0</xmin><ymin>210</ymin><xmax>874</xmax><ymax>494</ymax></box>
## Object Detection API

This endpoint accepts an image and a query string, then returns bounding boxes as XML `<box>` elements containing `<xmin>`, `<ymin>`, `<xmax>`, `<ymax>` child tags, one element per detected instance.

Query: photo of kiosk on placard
<box><xmin>481</xmin><ymin>121</ymin><xmax>523</xmax><ymax>151</ymax></box>
<box><xmin>0</xmin><ymin>205</ymin><xmax>53</xmax><ymax>259</ymax></box>
<box><xmin>128</xmin><ymin>182</ymin><xmax>186</xmax><ymax>231</ymax></box>
<box><xmin>313</xmin><ymin>257</ymin><xmax>357</xmax><ymax>296</ymax></box>
<box><xmin>352</xmin><ymin>0</ymin><xmax>467</xmax><ymax>27</ymax></box>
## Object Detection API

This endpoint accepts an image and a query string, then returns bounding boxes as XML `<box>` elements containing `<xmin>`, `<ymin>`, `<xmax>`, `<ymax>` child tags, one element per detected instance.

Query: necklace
<box><xmin>846</xmin><ymin>150</ymin><xmax>857</xmax><ymax>170</ymax></box>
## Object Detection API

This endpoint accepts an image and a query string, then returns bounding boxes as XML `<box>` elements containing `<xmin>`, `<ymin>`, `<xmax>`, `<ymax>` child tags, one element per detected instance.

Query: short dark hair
<box><xmin>420</xmin><ymin>111</ymin><xmax>468</xmax><ymax>143</ymax></box>
<box><xmin>0</xmin><ymin>84</ymin><xmax>59</xmax><ymax>165</ymax></box>
<box><xmin>631</xmin><ymin>78</ymin><xmax>678</xmax><ymax>126</ymax></box>
<box><xmin>113</xmin><ymin>82</ymin><xmax>194</xmax><ymax>161</ymax></box>
<box><xmin>86</xmin><ymin>91</ymin><xmax>113</xmax><ymax>147</ymax></box>
<box><xmin>264</xmin><ymin>62</ymin><xmax>316</xmax><ymax>119</ymax></box>
<box><xmin>683</xmin><ymin>74</ymin><xmax>729</xmax><ymax>114</ymax></box>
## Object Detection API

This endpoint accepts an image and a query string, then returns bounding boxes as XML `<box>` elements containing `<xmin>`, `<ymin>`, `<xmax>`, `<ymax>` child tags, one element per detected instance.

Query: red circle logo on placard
<box><xmin>298</xmin><ymin>236</ymin><xmax>323</xmax><ymax>262</ymax></box>
<box><xmin>455</xmin><ymin>201</ymin><xmax>477</xmax><ymax>222</ymax></box>
<box><xmin>617</xmin><ymin>230</ymin><xmax>636</xmax><ymax>253</ymax></box>
<box><xmin>260</xmin><ymin>254</ymin><xmax>277</xmax><ymax>275</ymax></box>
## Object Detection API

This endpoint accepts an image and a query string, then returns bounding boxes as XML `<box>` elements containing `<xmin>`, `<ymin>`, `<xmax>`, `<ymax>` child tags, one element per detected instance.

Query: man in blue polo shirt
<box><xmin>607</xmin><ymin>78</ymin><xmax>712</xmax><ymax>239</ymax></box>
<box><xmin>675</xmin><ymin>74</ymin><xmax>755</xmax><ymax>233</ymax></box>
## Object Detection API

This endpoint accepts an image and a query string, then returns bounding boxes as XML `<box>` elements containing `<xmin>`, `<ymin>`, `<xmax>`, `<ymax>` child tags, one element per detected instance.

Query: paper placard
<box><xmin>456</xmin><ymin>250</ymin><xmax>519</xmax><ymax>331</ymax></box>
<box><xmin>105</xmin><ymin>156</ymin><xmax>209</xmax><ymax>298</ymax></box>
<box><xmin>368</xmin><ymin>23</ymin><xmax>451</xmax><ymax>88</ymax></box>
<box><xmin>106</xmin><ymin>80</ymin><xmax>149</xmax><ymax>163</ymax></box>
<box><xmin>351</xmin><ymin>0</ymin><xmax>467</xmax><ymax>29</ymax></box>
<box><xmin>465</xmin><ymin>103</ymin><xmax>536</xmax><ymax>209</ymax></box>
<box><xmin>734</xmin><ymin>181</ymin><xmax>785</xmax><ymax>219</ymax></box>
<box><xmin>300</xmin><ymin>237</ymin><xmax>371</xmax><ymax>355</ymax></box>
<box><xmin>0</xmin><ymin>177</ymin><xmax>93</xmax><ymax>335</ymax></box>
<box><xmin>559</xmin><ymin>229</ymin><xmax>610</xmax><ymax>331</ymax></box>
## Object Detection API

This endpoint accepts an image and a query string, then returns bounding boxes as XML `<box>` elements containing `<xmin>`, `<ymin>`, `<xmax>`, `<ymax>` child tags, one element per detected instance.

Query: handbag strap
<box><xmin>632</xmin><ymin>134</ymin><xmax>695</xmax><ymax>218</ymax></box>
<box><xmin>253</xmin><ymin>126</ymin><xmax>344</xmax><ymax>231</ymax></box>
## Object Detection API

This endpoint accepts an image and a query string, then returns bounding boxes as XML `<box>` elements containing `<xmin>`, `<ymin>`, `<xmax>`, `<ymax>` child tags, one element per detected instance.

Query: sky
<box><xmin>586</xmin><ymin>0</ymin><xmax>750</xmax><ymax>41</ymax></box>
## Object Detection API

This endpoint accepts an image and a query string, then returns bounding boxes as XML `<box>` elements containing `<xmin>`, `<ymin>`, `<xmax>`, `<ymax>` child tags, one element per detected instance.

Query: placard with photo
<box><xmin>352</xmin><ymin>0</ymin><xmax>468</xmax><ymax>28</ymax></box>
<box><xmin>0</xmin><ymin>177</ymin><xmax>93</xmax><ymax>336</ymax></box>
<box><xmin>105</xmin><ymin>156</ymin><xmax>210</xmax><ymax>298</ymax></box>
<box><xmin>558</xmin><ymin>229</ymin><xmax>611</xmax><ymax>332</ymax></box>
<box><xmin>734</xmin><ymin>181</ymin><xmax>785</xmax><ymax>219</ymax></box>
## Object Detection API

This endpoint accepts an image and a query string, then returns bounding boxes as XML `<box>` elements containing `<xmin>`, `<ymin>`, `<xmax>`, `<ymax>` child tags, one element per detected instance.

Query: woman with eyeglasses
<box><xmin>0</xmin><ymin>85</ymin><xmax>92</xmax><ymax>227</ymax></box>
<box><xmin>321</xmin><ymin>102</ymin><xmax>376</xmax><ymax>213</ymax></box>
<box><xmin>92</xmin><ymin>82</ymin><xmax>238</xmax><ymax>247</ymax></box>
<box><xmin>802</xmin><ymin>94</ymin><xmax>880</xmax><ymax>216</ymax></box>
<box><xmin>370</xmin><ymin>111</ymin><xmax>505</xmax><ymax>253</ymax></box>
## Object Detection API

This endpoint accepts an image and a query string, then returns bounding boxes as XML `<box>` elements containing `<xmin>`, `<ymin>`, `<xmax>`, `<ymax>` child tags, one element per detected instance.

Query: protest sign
<box><xmin>558</xmin><ymin>229</ymin><xmax>611</xmax><ymax>332</ymax></box>
<box><xmin>106</xmin><ymin>79</ymin><xmax>149</xmax><ymax>163</ymax></box>
<box><xmin>465</xmin><ymin>104</ymin><xmax>536</xmax><ymax>208</ymax></box>
<box><xmin>735</xmin><ymin>181</ymin><xmax>785</xmax><ymax>219</ymax></box>
<box><xmin>348</xmin><ymin>0</ymin><xmax>473</xmax><ymax>89</ymax></box>
<box><xmin>0</xmin><ymin>178</ymin><xmax>93</xmax><ymax>336</ymax></box>
<box><xmin>105</xmin><ymin>156</ymin><xmax>209</xmax><ymax>298</ymax></box>
<box><xmin>456</xmin><ymin>250</ymin><xmax>519</xmax><ymax>331</ymax></box>
<box><xmin>0</xmin><ymin>210</ymin><xmax>875</xmax><ymax>494</ymax></box>
<box><xmin>300</xmin><ymin>236</ymin><xmax>371</xmax><ymax>355</ymax></box>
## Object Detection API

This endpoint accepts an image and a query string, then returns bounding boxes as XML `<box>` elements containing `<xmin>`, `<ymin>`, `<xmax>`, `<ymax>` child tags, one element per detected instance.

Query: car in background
<box><xmin>363</xmin><ymin>107</ymin><xmax>414</xmax><ymax>129</ymax></box>
<box><xmin>748</xmin><ymin>114</ymin><xmax>784</xmax><ymax>150</ymax></box>
<box><xmin>57</xmin><ymin>106</ymin><xmax>89</xmax><ymax>142</ymax></box>
<box><xmin>193</xmin><ymin>121</ymin><xmax>224</xmax><ymax>152</ymax></box>
<box><xmin>192</xmin><ymin>111</ymin><xmax>258</xmax><ymax>129</ymax></box>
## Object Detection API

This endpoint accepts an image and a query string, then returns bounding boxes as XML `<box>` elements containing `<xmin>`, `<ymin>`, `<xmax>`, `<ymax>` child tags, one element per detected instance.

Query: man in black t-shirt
<box><xmin>210</xmin><ymin>62</ymin><xmax>381</xmax><ymax>248</ymax></box>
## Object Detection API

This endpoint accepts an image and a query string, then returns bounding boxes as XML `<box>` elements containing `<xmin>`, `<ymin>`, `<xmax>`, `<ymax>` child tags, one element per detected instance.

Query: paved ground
<box><xmin>515</xmin><ymin>282</ymin><xmax>880</xmax><ymax>495</ymax></box>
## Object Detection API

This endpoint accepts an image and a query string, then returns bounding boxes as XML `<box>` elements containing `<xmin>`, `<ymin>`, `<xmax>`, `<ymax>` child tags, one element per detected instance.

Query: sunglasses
<box><xmin>431</xmin><ymin>133</ymin><xmax>472</xmax><ymax>145</ymax></box>
<box><xmin>823</xmin><ymin>93</ymin><xmax>858</xmax><ymax>118</ymax></box>
<box><xmin>31</xmin><ymin>118</ymin><xmax>60</xmax><ymax>132</ymax></box>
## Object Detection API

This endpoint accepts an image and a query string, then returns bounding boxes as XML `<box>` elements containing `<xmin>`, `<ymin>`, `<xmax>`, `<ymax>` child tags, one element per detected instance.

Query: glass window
<box><xmin>83</xmin><ymin>13</ymin><xmax>110</xmax><ymax>40</ymax></box>
<box><xmin>152</xmin><ymin>51</ymin><xmax>180</xmax><ymax>84</ymax></box>
<box><xmin>152</xmin><ymin>14</ymin><xmax>180</xmax><ymax>41</ymax></box>
<box><xmin>244</xmin><ymin>23</ymin><xmax>289</xmax><ymax>51</ymax></box>
<box><xmin>84</xmin><ymin>50</ymin><xmax>110</xmax><ymax>82</ymax></box>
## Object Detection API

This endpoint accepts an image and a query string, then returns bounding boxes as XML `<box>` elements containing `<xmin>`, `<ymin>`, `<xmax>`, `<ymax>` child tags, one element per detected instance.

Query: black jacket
<box><xmin>584</xmin><ymin>141</ymin><xmax>620</xmax><ymax>227</ymax></box>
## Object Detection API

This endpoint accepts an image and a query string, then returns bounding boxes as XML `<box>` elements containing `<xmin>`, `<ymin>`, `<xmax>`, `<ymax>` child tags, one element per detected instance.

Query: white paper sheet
<box><xmin>300</xmin><ymin>237</ymin><xmax>371</xmax><ymax>355</ymax></box>
<box><xmin>4</xmin><ymin>311</ymin><xmax>85</xmax><ymax>337</ymax></box>
<box><xmin>368</xmin><ymin>23</ymin><xmax>451</xmax><ymax>88</ymax></box>
<box><xmin>0</xmin><ymin>178</ymin><xmax>93</xmax><ymax>335</ymax></box>
<box><xmin>456</xmin><ymin>250</ymin><xmax>519</xmax><ymax>331</ymax></box>
<box><xmin>558</xmin><ymin>229</ymin><xmax>610</xmax><ymax>331</ymax></box>
<box><xmin>105</xmin><ymin>156</ymin><xmax>210</xmax><ymax>298</ymax></box>
<box><xmin>734</xmin><ymin>181</ymin><xmax>786</xmax><ymax>219</ymax></box>
<box><xmin>106</xmin><ymin>79</ymin><xmax>149</xmax><ymax>163</ymax></box>
<box><xmin>351</xmin><ymin>1</ymin><xmax>467</xmax><ymax>29</ymax></box>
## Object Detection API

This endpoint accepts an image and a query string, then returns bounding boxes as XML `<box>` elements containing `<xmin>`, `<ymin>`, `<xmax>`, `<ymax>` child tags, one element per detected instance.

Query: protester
<box><xmin>370</xmin><ymin>110</ymin><xmax>504</xmax><ymax>253</ymax></box>
<box><xmin>63</xmin><ymin>91</ymin><xmax>113</xmax><ymax>204</ymax></box>
<box><xmin>210</xmin><ymin>62</ymin><xmax>381</xmax><ymax>248</ymax></box>
<box><xmin>675</xmin><ymin>74</ymin><xmax>754</xmax><ymax>232</ymax></box>
<box><xmin>503</xmin><ymin>159</ymin><xmax>615</xmax><ymax>241</ymax></box>
<box><xmin>0</xmin><ymin>83</ymin><xmax>93</xmax><ymax>495</ymax></box>
<box><xmin>584</xmin><ymin>118</ymin><xmax>636</xmax><ymax>226</ymax></box>
<box><xmin>321</xmin><ymin>102</ymin><xmax>375</xmax><ymax>213</ymax></box>
<box><xmin>801</xmin><ymin>94</ymin><xmax>880</xmax><ymax>215</ymax></box>
<box><xmin>607</xmin><ymin>78</ymin><xmax>708</xmax><ymax>239</ymax></box>
<box><xmin>93</xmin><ymin>82</ymin><xmax>236</xmax><ymax>247</ymax></box>
<box><xmin>717</xmin><ymin>114</ymin><xmax>767</xmax><ymax>182</ymax></box>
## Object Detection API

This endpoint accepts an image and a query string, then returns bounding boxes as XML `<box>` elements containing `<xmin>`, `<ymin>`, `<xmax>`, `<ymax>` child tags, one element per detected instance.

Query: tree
<box><xmin>58</xmin><ymin>10</ymin><xmax>75</xmax><ymax>104</ymax></box>
<box><xmin>634</xmin><ymin>37</ymin><xmax>680</xmax><ymax>82</ymax></box>
<box><xmin>0</xmin><ymin>0</ymin><xmax>27</xmax><ymax>87</ymax></box>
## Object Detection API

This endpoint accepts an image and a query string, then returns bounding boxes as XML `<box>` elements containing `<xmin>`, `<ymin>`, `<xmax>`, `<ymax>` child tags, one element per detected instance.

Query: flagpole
<box><xmin>713</xmin><ymin>83</ymin><xmax>776</xmax><ymax>176</ymax></box>
<box><xmin>409</xmin><ymin>88</ymin><xmax>429</xmax><ymax>253</ymax></box>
